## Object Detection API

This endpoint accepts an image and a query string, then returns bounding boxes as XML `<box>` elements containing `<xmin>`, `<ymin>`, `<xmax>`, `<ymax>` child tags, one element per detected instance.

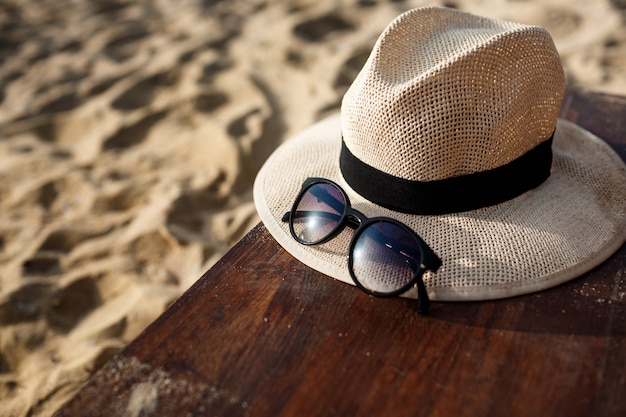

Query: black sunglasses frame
<box><xmin>282</xmin><ymin>177</ymin><xmax>441</xmax><ymax>314</ymax></box>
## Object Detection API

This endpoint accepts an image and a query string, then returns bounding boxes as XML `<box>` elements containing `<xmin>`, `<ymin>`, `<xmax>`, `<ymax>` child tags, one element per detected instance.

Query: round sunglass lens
<box><xmin>291</xmin><ymin>182</ymin><xmax>346</xmax><ymax>244</ymax></box>
<box><xmin>351</xmin><ymin>221</ymin><xmax>423</xmax><ymax>295</ymax></box>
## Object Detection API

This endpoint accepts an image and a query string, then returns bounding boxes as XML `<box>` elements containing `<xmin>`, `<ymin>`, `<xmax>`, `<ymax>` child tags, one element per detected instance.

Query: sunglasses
<box><xmin>282</xmin><ymin>177</ymin><xmax>441</xmax><ymax>314</ymax></box>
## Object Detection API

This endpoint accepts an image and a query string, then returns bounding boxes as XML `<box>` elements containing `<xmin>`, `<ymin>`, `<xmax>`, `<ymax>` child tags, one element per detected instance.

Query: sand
<box><xmin>0</xmin><ymin>0</ymin><xmax>625</xmax><ymax>415</ymax></box>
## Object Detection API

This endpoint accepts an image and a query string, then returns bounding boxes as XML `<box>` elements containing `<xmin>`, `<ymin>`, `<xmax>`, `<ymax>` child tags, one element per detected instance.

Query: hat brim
<box><xmin>253</xmin><ymin>115</ymin><xmax>626</xmax><ymax>301</ymax></box>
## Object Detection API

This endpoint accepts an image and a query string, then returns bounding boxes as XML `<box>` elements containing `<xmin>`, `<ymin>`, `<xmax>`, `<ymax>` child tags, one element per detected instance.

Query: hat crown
<box><xmin>341</xmin><ymin>7</ymin><xmax>566</xmax><ymax>182</ymax></box>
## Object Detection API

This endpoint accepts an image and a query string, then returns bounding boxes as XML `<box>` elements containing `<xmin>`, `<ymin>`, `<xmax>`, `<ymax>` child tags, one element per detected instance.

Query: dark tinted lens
<box><xmin>291</xmin><ymin>182</ymin><xmax>346</xmax><ymax>244</ymax></box>
<box><xmin>351</xmin><ymin>221</ymin><xmax>423</xmax><ymax>294</ymax></box>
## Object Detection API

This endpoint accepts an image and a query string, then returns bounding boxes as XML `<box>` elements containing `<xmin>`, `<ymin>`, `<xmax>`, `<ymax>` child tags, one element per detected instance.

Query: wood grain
<box><xmin>55</xmin><ymin>88</ymin><xmax>626</xmax><ymax>417</ymax></box>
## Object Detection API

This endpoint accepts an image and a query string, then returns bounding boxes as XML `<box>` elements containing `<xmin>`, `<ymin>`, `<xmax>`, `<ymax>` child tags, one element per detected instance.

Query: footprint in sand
<box><xmin>22</xmin><ymin>254</ymin><xmax>62</xmax><ymax>277</ymax></box>
<box><xmin>166</xmin><ymin>172</ymin><xmax>229</xmax><ymax>243</ymax></box>
<box><xmin>103</xmin><ymin>22</ymin><xmax>152</xmax><ymax>63</ymax></box>
<box><xmin>194</xmin><ymin>91</ymin><xmax>229</xmax><ymax>114</ymax></box>
<box><xmin>197</xmin><ymin>59</ymin><xmax>234</xmax><ymax>85</ymax></box>
<box><xmin>38</xmin><ymin>91</ymin><xmax>84</xmax><ymax>114</ymax></box>
<box><xmin>0</xmin><ymin>282</ymin><xmax>53</xmax><ymax>325</ymax></box>
<box><xmin>22</xmin><ymin>224</ymin><xmax>113</xmax><ymax>277</ymax></box>
<box><xmin>293</xmin><ymin>13</ymin><xmax>355</xmax><ymax>42</ymax></box>
<box><xmin>112</xmin><ymin>70</ymin><xmax>181</xmax><ymax>111</ymax></box>
<box><xmin>47</xmin><ymin>276</ymin><xmax>103</xmax><ymax>332</ymax></box>
<box><xmin>38</xmin><ymin>226</ymin><xmax>113</xmax><ymax>254</ymax></box>
<box><xmin>103</xmin><ymin>111</ymin><xmax>168</xmax><ymax>150</ymax></box>
<box><xmin>124</xmin><ymin>230</ymin><xmax>180</xmax><ymax>285</ymax></box>
<box><xmin>226</xmin><ymin>76</ymin><xmax>286</xmax><ymax>186</ymax></box>
<box><xmin>91</xmin><ymin>182</ymin><xmax>151</xmax><ymax>213</ymax></box>
<box><xmin>37</xmin><ymin>181</ymin><xmax>59</xmax><ymax>211</ymax></box>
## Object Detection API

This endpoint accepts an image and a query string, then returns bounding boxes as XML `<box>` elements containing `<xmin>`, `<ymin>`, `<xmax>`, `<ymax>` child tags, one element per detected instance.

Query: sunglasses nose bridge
<box><xmin>345</xmin><ymin>207</ymin><xmax>366</xmax><ymax>230</ymax></box>
<box><xmin>346</xmin><ymin>215</ymin><xmax>361</xmax><ymax>230</ymax></box>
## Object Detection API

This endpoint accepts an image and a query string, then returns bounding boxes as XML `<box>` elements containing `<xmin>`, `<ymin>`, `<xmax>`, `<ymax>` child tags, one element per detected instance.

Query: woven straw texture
<box><xmin>253</xmin><ymin>7</ymin><xmax>626</xmax><ymax>302</ymax></box>
<box><xmin>342</xmin><ymin>7</ymin><xmax>565</xmax><ymax>181</ymax></box>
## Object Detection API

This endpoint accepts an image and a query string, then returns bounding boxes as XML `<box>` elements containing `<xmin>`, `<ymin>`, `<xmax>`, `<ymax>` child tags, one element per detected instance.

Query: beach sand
<box><xmin>0</xmin><ymin>0</ymin><xmax>625</xmax><ymax>415</ymax></box>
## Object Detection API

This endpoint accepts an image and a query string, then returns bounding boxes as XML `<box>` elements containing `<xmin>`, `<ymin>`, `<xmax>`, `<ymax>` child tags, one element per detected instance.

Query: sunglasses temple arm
<box><xmin>423</xmin><ymin>248</ymin><xmax>442</xmax><ymax>273</ymax></box>
<box><xmin>282</xmin><ymin>211</ymin><xmax>343</xmax><ymax>223</ymax></box>
<box><xmin>414</xmin><ymin>234</ymin><xmax>442</xmax><ymax>273</ymax></box>
<box><xmin>415</xmin><ymin>276</ymin><xmax>431</xmax><ymax>314</ymax></box>
<box><xmin>412</xmin><ymin>236</ymin><xmax>438</xmax><ymax>314</ymax></box>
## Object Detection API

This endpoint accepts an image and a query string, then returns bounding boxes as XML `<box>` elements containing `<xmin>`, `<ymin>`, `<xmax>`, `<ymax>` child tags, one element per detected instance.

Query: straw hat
<box><xmin>253</xmin><ymin>6</ymin><xmax>626</xmax><ymax>301</ymax></box>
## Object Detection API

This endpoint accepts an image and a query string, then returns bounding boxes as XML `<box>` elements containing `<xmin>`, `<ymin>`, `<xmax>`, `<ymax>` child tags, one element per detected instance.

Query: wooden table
<box><xmin>55</xmin><ymin>88</ymin><xmax>626</xmax><ymax>417</ymax></box>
